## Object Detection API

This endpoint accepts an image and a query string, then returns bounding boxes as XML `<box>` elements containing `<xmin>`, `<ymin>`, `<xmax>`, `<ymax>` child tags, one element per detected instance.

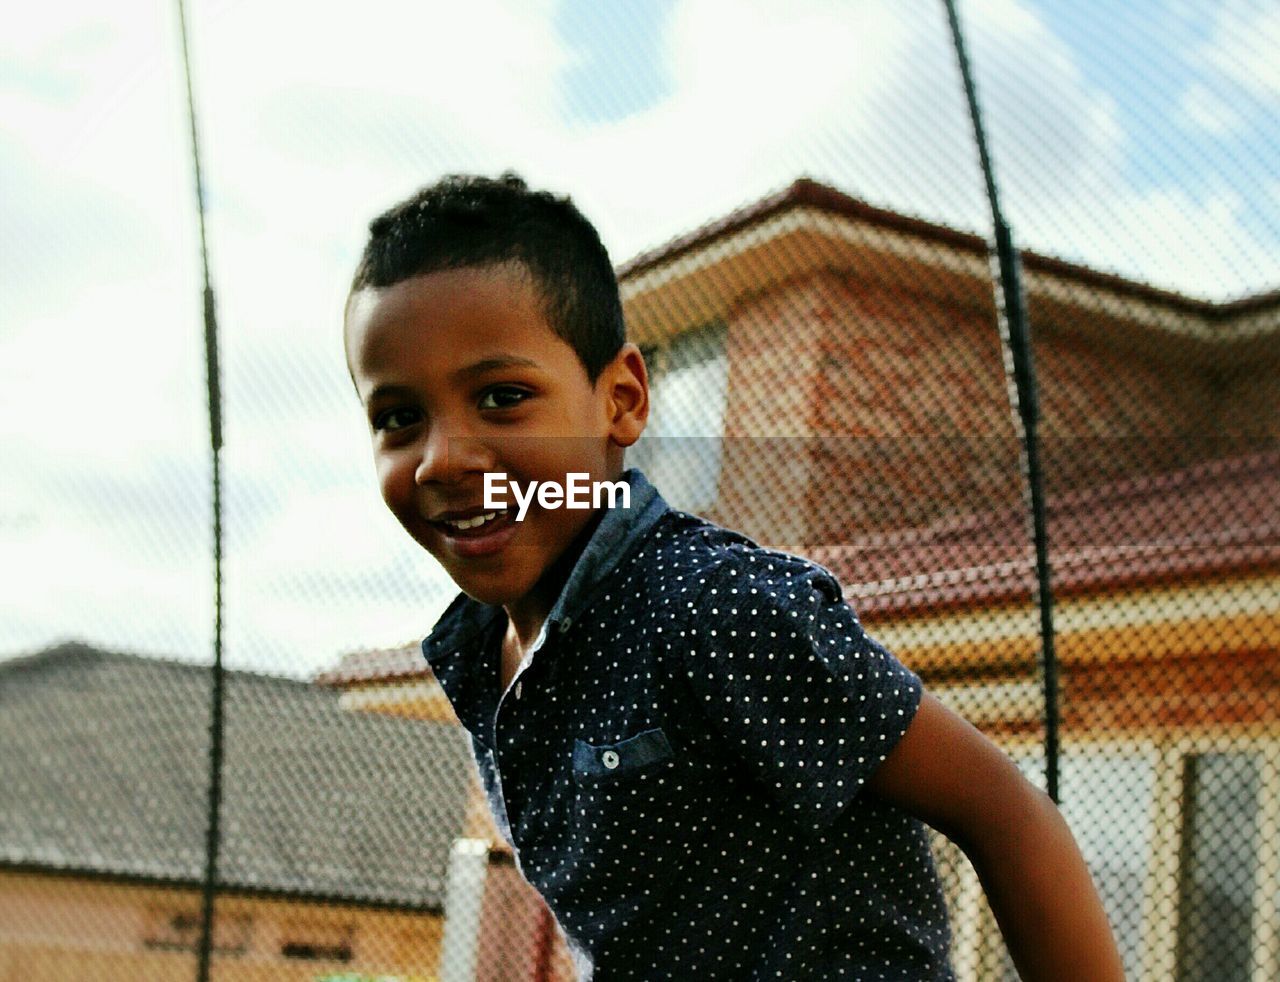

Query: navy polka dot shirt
<box><xmin>422</xmin><ymin>468</ymin><xmax>955</xmax><ymax>980</ymax></box>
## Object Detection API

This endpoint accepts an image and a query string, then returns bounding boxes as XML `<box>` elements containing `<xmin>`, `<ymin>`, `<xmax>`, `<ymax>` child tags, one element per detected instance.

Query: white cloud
<box><xmin>1204</xmin><ymin>1</ymin><xmax>1280</xmax><ymax>98</ymax></box>
<box><xmin>1084</xmin><ymin>185</ymin><xmax>1266</xmax><ymax>298</ymax></box>
<box><xmin>957</xmin><ymin>0</ymin><xmax>1275</xmax><ymax>298</ymax></box>
<box><xmin>1</xmin><ymin>468</ymin><xmax>213</xmax><ymax>663</ymax></box>
<box><xmin>537</xmin><ymin>0</ymin><xmax>989</xmax><ymax>258</ymax></box>
<box><xmin>1178</xmin><ymin>83</ymin><xmax>1245</xmax><ymax>135</ymax></box>
<box><xmin>221</xmin><ymin>479</ymin><xmax>456</xmax><ymax>676</ymax></box>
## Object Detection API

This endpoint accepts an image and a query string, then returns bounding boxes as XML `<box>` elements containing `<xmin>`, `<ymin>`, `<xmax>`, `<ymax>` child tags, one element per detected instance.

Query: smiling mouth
<box><xmin>430</xmin><ymin>506</ymin><xmax>519</xmax><ymax>561</ymax></box>
<box><xmin>432</xmin><ymin>508</ymin><xmax>514</xmax><ymax>538</ymax></box>
<box><xmin>437</xmin><ymin>512</ymin><xmax>501</xmax><ymax>532</ymax></box>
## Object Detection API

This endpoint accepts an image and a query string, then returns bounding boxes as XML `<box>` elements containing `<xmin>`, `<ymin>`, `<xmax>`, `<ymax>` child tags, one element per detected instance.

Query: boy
<box><xmin>343</xmin><ymin>173</ymin><xmax>1124</xmax><ymax>980</ymax></box>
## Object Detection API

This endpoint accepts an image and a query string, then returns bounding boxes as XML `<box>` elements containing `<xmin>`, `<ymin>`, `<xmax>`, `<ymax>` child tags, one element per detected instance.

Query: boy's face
<box><xmin>344</xmin><ymin>263</ymin><xmax>647</xmax><ymax>610</ymax></box>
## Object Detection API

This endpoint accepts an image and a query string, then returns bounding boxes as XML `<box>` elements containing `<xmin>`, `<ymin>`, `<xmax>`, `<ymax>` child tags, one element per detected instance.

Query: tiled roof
<box><xmin>314</xmin><ymin>643</ymin><xmax>431</xmax><ymax>687</ymax></box>
<box><xmin>809</xmin><ymin>449</ymin><xmax>1279</xmax><ymax>616</ymax></box>
<box><xmin>319</xmin><ymin>450</ymin><xmax>1277</xmax><ymax>685</ymax></box>
<box><xmin>0</xmin><ymin>642</ymin><xmax>475</xmax><ymax>910</ymax></box>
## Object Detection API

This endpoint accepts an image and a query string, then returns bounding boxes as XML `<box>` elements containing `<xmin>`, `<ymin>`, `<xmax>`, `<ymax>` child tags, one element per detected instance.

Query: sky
<box><xmin>2</xmin><ymin>0</ymin><xmax>1277</xmax><ymax>679</ymax></box>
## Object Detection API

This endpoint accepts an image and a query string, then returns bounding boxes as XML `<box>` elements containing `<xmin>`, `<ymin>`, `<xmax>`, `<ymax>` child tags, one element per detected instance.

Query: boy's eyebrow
<box><xmin>449</xmin><ymin>354</ymin><xmax>541</xmax><ymax>383</ymax></box>
<box><xmin>364</xmin><ymin>355</ymin><xmax>543</xmax><ymax>406</ymax></box>
<box><xmin>365</xmin><ymin>383</ymin><xmax>414</xmax><ymax>406</ymax></box>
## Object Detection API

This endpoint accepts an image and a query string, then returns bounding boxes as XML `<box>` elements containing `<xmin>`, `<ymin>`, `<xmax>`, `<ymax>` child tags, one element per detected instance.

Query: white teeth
<box><xmin>445</xmin><ymin>510</ymin><xmax>503</xmax><ymax>531</ymax></box>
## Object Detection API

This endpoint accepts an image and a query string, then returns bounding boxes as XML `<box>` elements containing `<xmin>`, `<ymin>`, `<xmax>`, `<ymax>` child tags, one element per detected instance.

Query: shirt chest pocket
<box><xmin>562</xmin><ymin>727</ymin><xmax>683</xmax><ymax>935</ymax></box>
<box><xmin>572</xmin><ymin>726</ymin><xmax>674</xmax><ymax>784</ymax></box>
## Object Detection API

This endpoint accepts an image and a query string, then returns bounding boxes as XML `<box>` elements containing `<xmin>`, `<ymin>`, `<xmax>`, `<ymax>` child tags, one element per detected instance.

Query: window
<box><xmin>1059</xmin><ymin>752</ymin><xmax>1156</xmax><ymax>982</ymax></box>
<box><xmin>631</xmin><ymin>323</ymin><xmax>727</xmax><ymax>514</ymax></box>
<box><xmin>280</xmin><ymin>922</ymin><xmax>355</xmax><ymax>962</ymax></box>
<box><xmin>1175</xmin><ymin>751</ymin><xmax>1262</xmax><ymax>982</ymax></box>
<box><xmin>143</xmin><ymin>909</ymin><xmax>200</xmax><ymax>951</ymax></box>
<box><xmin>142</xmin><ymin>908</ymin><xmax>250</xmax><ymax>956</ymax></box>
<box><xmin>961</xmin><ymin>743</ymin><xmax>1274</xmax><ymax>981</ymax></box>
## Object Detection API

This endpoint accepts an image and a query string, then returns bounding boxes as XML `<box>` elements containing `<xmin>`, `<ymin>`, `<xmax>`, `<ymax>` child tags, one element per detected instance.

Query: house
<box><xmin>323</xmin><ymin>177</ymin><xmax>1279</xmax><ymax>980</ymax></box>
<box><xmin>0</xmin><ymin>641</ymin><xmax>547</xmax><ymax>981</ymax></box>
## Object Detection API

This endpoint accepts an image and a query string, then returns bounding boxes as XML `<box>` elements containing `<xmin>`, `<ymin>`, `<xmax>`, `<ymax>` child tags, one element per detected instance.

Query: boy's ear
<box><xmin>604</xmin><ymin>343</ymin><xmax>649</xmax><ymax>448</ymax></box>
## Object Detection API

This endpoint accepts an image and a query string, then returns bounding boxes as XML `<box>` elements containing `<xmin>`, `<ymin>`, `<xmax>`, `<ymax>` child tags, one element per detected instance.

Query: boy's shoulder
<box><xmin>637</xmin><ymin>506</ymin><xmax>846</xmax><ymax>609</ymax></box>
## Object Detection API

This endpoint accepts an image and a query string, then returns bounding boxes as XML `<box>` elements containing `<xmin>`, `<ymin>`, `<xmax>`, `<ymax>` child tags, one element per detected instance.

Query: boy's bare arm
<box><xmin>864</xmin><ymin>691</ymin><xmax>1126</xmax><ymax>982</ymax></box>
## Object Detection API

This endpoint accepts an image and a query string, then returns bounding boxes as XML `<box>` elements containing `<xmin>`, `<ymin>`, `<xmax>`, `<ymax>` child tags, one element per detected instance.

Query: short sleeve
<box><xmin>674</xmin><ymin>552</ymin><xmax>922</xmax><ymax>831</ymax></box>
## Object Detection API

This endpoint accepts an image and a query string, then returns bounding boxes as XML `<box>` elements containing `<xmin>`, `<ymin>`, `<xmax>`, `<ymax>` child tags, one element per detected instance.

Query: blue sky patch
<box><xmin>555</xmin><ymin>0</ymin><xmax>676</xmax><ymax>124</ymax></box>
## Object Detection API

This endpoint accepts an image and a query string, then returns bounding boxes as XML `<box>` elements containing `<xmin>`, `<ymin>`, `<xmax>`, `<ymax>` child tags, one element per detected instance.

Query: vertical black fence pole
<box><xmin>176</xmin><ymin>0</ymin><xmax>227</xmax><ymax>977</ymax></box>
<box><xmin>942</xmin><ymin>0</ymin><xmax>1061</xmax><ymax>803</ymax></box>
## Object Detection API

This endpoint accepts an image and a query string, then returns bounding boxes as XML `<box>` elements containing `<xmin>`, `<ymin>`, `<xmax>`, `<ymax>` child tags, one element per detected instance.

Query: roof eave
<box><xmin>617</xmin><ymin>178</ymin><xmax>1279</xmax><ymax>345</ymax></box>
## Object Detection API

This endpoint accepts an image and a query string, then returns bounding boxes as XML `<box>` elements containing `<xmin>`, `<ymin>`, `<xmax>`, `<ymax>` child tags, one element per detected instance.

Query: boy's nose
<box><xmin>414</xmin><ymin>424</ymin><xmax>491</xmax><ymax>486</ymax></box>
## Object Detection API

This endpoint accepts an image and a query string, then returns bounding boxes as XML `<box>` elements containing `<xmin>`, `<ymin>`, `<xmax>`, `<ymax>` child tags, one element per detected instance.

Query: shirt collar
<box><xmin>420</xmin><ymin>467</ymin><xmax>669</xmax><ymax>667</ymax></box>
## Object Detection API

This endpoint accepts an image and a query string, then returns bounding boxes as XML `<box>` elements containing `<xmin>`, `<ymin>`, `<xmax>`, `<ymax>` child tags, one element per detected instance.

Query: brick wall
<box><xmin>705</xmin><ymin>265</ymin><xmax>1276</xmax><ymax>548</ymax></box>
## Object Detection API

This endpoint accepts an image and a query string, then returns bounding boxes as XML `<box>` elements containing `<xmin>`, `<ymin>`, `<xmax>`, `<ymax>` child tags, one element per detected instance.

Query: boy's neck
<box><xmin>503</xmin><ymin>503</ymin><xmax>608</xmax><ymax>654</ymax></box>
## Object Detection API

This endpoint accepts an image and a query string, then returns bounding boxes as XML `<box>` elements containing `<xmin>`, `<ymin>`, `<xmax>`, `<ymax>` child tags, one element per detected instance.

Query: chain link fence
<box><xmin>1</xmin><ymin>1</ymin><xmax>1276</xmax><ymax>979</ymax></box>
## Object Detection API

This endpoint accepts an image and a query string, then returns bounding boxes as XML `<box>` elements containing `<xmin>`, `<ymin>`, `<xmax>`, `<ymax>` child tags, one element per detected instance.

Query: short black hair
<box><xmin>348</xmin><ymin>171</ymin><xmax>625</xmax><ymax>385</ymax></box>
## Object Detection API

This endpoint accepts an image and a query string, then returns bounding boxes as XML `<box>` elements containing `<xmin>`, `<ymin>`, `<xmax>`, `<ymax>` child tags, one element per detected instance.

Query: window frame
<box><xmin>632</xmin><ymin>321</ymin><xmax>728</xmax><ymax>514</ymax></box>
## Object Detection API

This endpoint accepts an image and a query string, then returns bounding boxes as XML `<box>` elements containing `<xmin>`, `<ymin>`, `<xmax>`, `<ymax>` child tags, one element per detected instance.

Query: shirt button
<box><xmin>602</xmin><ymin>750</ymin><xmax>620</xmax><ymax>769</ymax></box>
<box><xmin>515</xmin><ymin>680</ymin><xmax>523</xmax><ymax>699</ymax></box>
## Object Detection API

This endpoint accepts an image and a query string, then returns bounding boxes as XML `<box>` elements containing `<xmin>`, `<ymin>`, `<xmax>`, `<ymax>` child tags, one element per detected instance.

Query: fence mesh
<box><xmin>1</xmin><ymin>1</ymin><xmax>1277</xmax><ymax>980</ymax></box>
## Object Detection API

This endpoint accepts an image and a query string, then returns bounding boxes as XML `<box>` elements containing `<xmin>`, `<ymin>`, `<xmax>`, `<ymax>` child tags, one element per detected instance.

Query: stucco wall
<box><xmin>0</xmin><ymin>871</ymin><xmax>442</xmax><ymax>982</ymax></box>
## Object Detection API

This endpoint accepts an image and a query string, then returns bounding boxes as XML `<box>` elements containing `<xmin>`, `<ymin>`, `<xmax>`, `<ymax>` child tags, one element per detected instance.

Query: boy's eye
<box><xmin>478</xmin><ymin>386</ymin><xmax>530</xmax><ymax>410</ymax></box>
<box><xmin>373</xmin><ymin>407</ymin><xmax>422</xmax><ymax>432</ymax></box>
